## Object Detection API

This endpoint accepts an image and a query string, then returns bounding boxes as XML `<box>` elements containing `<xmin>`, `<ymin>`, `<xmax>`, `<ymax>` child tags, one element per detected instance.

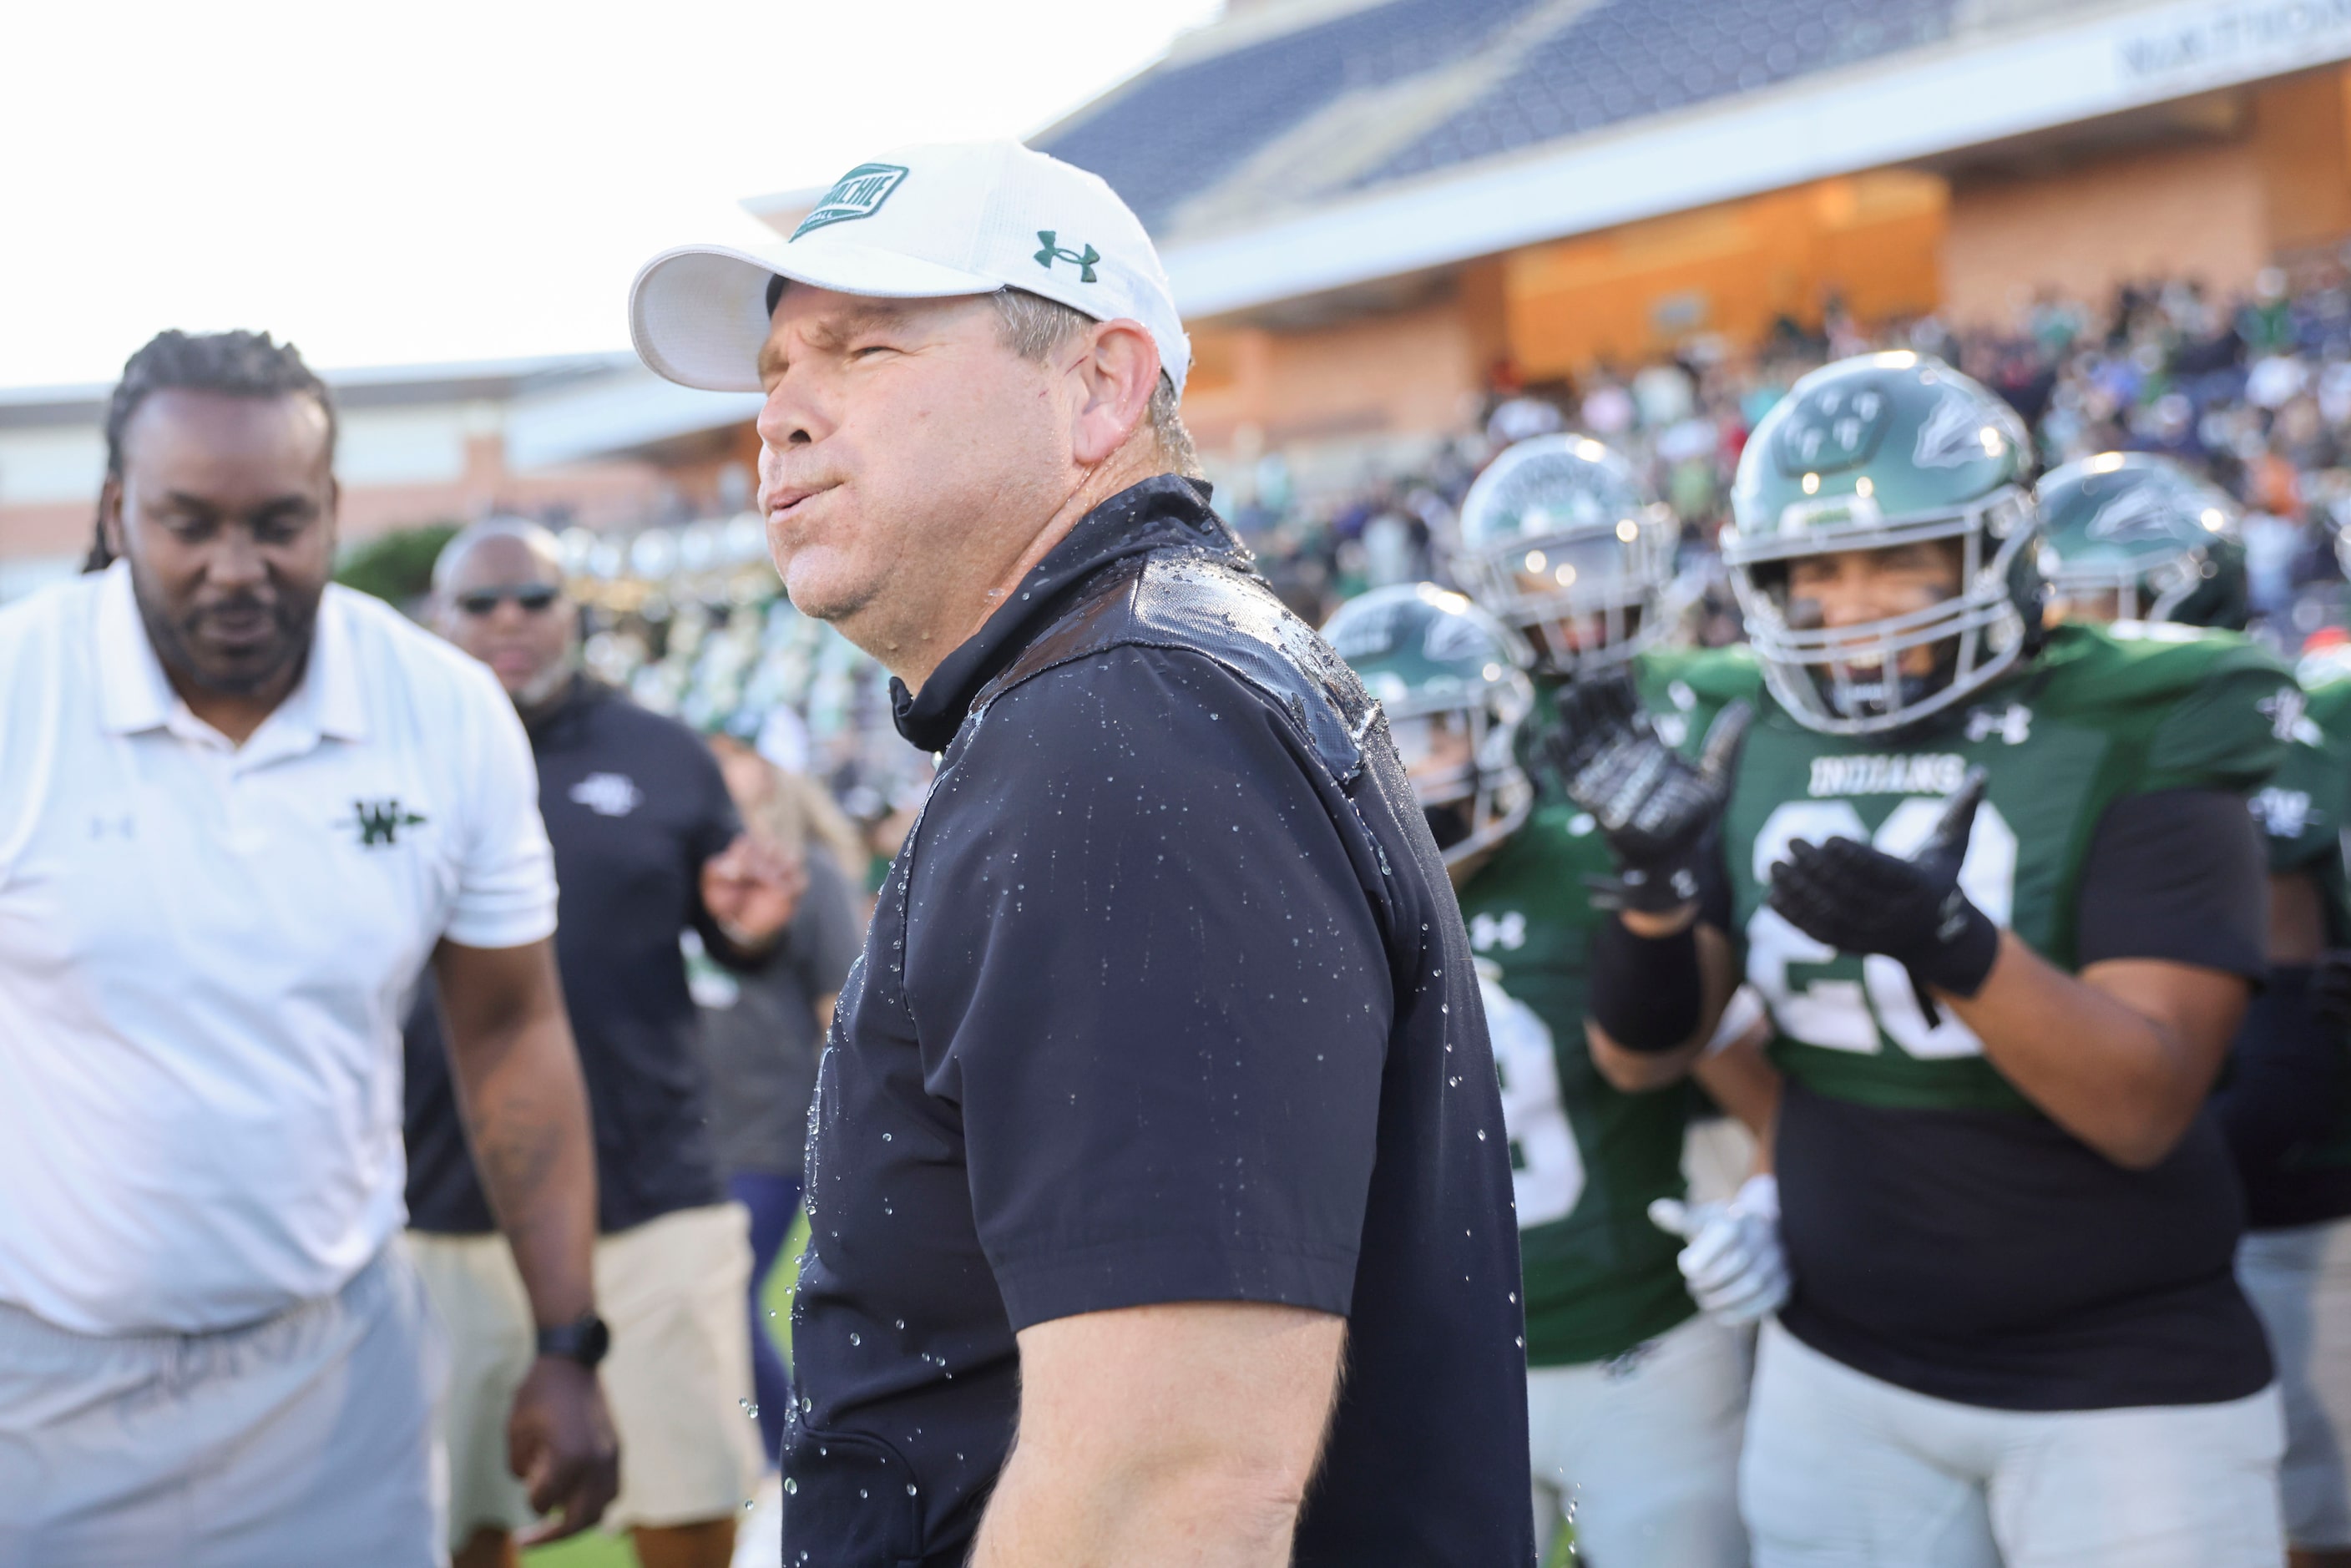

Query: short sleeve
<box><xmin>907</xmin><ymin>648</ymin><xmax>1391</xmax><ymax>1331</ymax></box>
<box><xmin>2141</xmin><ymin>655</ymin><xmax>2296</xmax><ymax>795</ymax></box>
<box><xmin>2075</xmin><ymin>790</ymin><xmax>2268</xmax><ymax>978</ymax></box>
<box><xmin>441</xmin><ymin>665</ymin><xmax>559</xmax><ymax>950</ymax></box>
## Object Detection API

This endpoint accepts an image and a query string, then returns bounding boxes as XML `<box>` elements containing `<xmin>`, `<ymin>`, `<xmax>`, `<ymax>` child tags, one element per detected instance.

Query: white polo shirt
<box><xmin>0</xmin><ymin>564</ymin><xmax>557</xmax><ymax>1336</ymax></box>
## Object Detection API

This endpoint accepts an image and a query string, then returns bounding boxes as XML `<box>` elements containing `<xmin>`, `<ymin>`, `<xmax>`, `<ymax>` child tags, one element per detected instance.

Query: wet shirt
<box><xmin>784</xmin><ymin>477</ymin><xmax>1531</xmax><ymax>1568</ymax></box>
<box><xmin>405</xmin><ymin>679</ymin><xmax>741</xmax><ymax>1235</ymax></box>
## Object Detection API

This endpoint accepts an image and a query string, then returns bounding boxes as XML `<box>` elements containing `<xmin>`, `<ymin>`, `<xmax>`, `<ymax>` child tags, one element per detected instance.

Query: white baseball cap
<box><xmin>629</xmin><ymin>140</ymin><xmax>1191</xmax><ymax>397</ymax></box>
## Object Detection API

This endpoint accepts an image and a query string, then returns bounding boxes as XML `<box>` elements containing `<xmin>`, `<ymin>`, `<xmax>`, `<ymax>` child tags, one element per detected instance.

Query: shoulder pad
<box><xmin>2036</xmin><ymin>621</ymin><xmax>2290</xmax><ymax>710</ymax></box>
<box><xmin>1638</xmin><ymin>643</ymin><xmax>1764</xmax><ymax>703</ymax></box>
<box><xmin>976</xmin><ymin>549</ymin><xmax>1375</xmax><ymax>783</ymax></box>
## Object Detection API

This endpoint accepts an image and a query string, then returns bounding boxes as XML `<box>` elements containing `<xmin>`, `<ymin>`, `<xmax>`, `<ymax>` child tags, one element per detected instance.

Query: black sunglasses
<box><xmin>455</xmin><ymin>584</ymin><xmax>562</xmax><ymax>617</ymax></box>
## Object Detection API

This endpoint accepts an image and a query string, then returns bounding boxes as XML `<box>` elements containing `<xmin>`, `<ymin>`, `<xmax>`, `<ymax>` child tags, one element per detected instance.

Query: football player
<box><xmin>1557</xmin><ymin>353</ymin><xmax>2295</xmax><ymax>1567</ymax></box>
<box><xmin>2036</xmin><ymin>450</ymin><xmax>2249</xmax><ymax>628</ymax></box>
<box><xmin>1453</xmin><ymin>429</ymin><xmax>1785</xmax><ymax>1218</ymax></box>
<box><xmin>1323</xmin><ymin>581</ymin><xmax>1767</xmax><ymax>1568</ymax></box>
<box><xmin>2044</xmin><ymin>452</ymin><xmax>2351</xmax><ymax>1567</ymax></box>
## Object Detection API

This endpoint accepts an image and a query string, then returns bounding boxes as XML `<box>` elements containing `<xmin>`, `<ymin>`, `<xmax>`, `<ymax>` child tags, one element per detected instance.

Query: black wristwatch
<box><xmin>536</xmin><ymin>1312</ymin><xmax>611</xmax><ymax>1369</ymax></box>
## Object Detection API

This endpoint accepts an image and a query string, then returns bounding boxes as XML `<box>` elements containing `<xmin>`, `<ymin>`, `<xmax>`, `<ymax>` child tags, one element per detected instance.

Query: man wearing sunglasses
<box><xmin>402</xmin><ymin>518</ymin><xmax>801</xmax><ymax>1568</ymax></box>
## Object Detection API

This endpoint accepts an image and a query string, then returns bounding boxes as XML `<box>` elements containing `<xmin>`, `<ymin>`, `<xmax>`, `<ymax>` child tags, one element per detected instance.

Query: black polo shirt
<box><xmin>783</xmin><ymin>476</ymin><xmax>1531</xmax><ymax>1567</ymax></box>
<box><xmin>405</xmin><ymin>678</ymin><xmax>741</xmax><ymax>1235</ymax></box>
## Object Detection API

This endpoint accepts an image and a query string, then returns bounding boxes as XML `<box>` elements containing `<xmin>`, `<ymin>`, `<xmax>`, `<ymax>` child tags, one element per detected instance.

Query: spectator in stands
<box><xmin>695</xmin><ymin>731</ymin><xmax>866</xmax><ymax>1472</ymax></box>
<box><xmin>404</xmin><ymin>518</ymin><xmax>799</xmax><ymax>1568</ymax></box>
<box><xmin>0</xmin><ymin>330</ymin><xmax>617</xmax><ymax>1565</ymax></box>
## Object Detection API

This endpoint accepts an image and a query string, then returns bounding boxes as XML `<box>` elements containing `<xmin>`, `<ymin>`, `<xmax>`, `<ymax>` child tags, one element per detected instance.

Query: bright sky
<box><xmin>0</xmin><ymin>0</ymin><xmax>1225</xmax><ymax>389</ymax></box>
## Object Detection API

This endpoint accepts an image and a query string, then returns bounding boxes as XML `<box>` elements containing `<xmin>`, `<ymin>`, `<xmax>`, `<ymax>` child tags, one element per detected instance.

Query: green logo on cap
<box><xmin>1034</xmin><ymin>231</ymin><xmax>1100</xmax><ymax>283</ymax></box>
<box><xmin>791</xmin><ymin>164</ymin><xmax>910</xmax><ymax>240</ymax></box>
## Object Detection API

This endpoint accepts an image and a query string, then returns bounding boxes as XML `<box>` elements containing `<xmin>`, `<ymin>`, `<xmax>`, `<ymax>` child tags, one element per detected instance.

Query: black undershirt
<box><xmin>1774</xmin><ymin>789</ymin><xmax>2273</xmax><ymax>1409</ymax></box>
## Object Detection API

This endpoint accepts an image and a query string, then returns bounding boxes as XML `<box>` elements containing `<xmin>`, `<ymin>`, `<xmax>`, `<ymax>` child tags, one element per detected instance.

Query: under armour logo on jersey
<box><xmin>2261</xmin><ymin>687</ymin><xmax>2320</xmax><ymax>745</ymax></box>
<box><xmin>342</xmin><ymin>798</ymin><xmax>427</xmax><ymax>847</ymax></box>
<box><xmin>1963</xmin><ymin>704</ymin><xmax>2033</xmax><ymax>746</ymax></box>
<box><xmin>1469</xmin><ymin>911</ymin><xmax>1527</xmax><ymax>952</ymax></box>
<box><xmin>569</xmin><ymin>772</ymin><xmax>643</xmax><ymax>818</ymax></box>
<box><xmin>2251</xmin><ymin>787</ymin><xmax>2313</xmax><ymax>841</ymax></box>
<box><xmin>1034</xmin><ymin>231</ymin><xmax>1100</xmax><ymax>282</ymax></box>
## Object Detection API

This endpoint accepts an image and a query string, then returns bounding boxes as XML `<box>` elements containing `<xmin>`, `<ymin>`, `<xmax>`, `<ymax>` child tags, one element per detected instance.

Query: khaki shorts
<box><xmin>409</xmin><ymin>1201</ymin><xmax>761</xmax><ymax>1543</ymax></box>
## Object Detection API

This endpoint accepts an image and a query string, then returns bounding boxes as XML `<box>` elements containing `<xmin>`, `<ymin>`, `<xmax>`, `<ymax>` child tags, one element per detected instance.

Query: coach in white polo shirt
<box><xmin>0</xmin><ymin>330</ymin><xmax>619</xmax><ymax>1568</ymax></box>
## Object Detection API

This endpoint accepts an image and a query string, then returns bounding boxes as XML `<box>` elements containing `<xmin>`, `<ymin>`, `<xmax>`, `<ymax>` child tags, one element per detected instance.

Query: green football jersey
<box><xmin>2251</xmin><ymin>653</ymin><xmax>2351</xmax><ymax>1176</ymax></box>
<box><xmin>1700</xmin><ymin>622</ymin><xmax>2293</xmax><ymax>1112</ymax></box>
<box><xmin>1472</xmin><ymin>650</ymin><xmax>1753</xmax><ymax>1366</ymax></box>
<box><xmin>2257</xmin><ymin>657</ymin><xmax>2351</xmax><ymax>935</ymax></box>
<box><xmin>1462</xmin><ymin>802</ymin><xmax>1695</xmax><ymax>1366</ymax></box>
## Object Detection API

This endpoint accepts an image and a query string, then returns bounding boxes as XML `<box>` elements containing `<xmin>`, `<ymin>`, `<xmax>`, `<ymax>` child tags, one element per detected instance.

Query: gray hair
<box><xmin>431</xmin><ymin>516</ymin><xmax>566</xmax><ymax>597</ymax></box>
<box><xmin>989</xmin><ymin>290</ymin><xmax>1201</xmax><ymax>478</ymax></box>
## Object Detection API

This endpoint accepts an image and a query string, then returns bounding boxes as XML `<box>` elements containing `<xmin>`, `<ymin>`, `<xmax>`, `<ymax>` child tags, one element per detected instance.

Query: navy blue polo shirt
<box><xmin>783</xmin><ymin>476</ymin><xmax>1531</xmax><ymax>1567</ymax></box>
<box><xmin>405</xmin><ymin>679</ymin><xmax>741</xmax><ymax>1235</ymax></box>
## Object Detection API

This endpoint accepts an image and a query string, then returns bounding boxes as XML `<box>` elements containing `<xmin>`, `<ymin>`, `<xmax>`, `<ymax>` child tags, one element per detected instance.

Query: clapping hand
<box><xmin>1766</xmin><ymin>766</ymin><xmax>2001</xmax><ymax>1012</ymax></box>
<box><xmin>700</xmin><ymin>833</ymin><xmax>806</xmax><ymax>951</ymax></box>
<box><xmin>1545</xmin><ymin>669</ymin><xmax>1751</xmax><ymax>914</ymax></box>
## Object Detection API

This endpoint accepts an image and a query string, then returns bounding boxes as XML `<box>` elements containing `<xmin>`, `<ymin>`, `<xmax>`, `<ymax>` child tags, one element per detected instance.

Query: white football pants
<box><xmin>1527</xmin><ymin>1309</ymin><xmax>1748</xmax><ymax>1567</ymax></box>
<box><xmin>1742</xmin><ymin>1318</ymin><xmax>2284</xmax><ymax>1568</ymax></box>
<box><xmin>2240</xmin><ymin>1216</ymin><xmax>2351</xmax><ymax>1550</ymax></box>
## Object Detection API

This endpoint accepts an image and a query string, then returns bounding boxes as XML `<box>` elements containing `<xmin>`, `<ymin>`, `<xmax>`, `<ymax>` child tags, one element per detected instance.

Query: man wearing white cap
<box><xmin>631</xmin><ymin>141</ymin><xmax>1533</xmax><ymax>1566</ymax></box>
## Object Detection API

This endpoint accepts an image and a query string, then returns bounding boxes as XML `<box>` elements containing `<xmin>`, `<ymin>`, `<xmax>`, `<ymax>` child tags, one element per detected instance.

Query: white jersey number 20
<box><xmin>1481</xmin><ymin>974</ymin><xmax>1584</xmax><ymax>1227</ymax></box>
<box><xmin>1744</xmin><ymin>797</ymin><xmax>2018</xmax><ymax>1060</ymax></box>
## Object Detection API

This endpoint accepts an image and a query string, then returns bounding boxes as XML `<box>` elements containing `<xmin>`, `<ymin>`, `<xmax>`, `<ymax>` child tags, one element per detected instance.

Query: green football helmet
<box><xmin>2036</xmin><ymin>453</ymin><xmax>2247</xmax><ymax>630</ymax></box>
<box><xmin>1453</xmin><ymin>434</ymin><xmax>1686</xmax><ymax>675</ymax></box>
<box><xmin>1322</xmin><ymin>583</ymin><xmax>1536</xmax><ymax>865</ymax></box>
<box><xmin>1725</xmin><ymin>352</ymin><xmax>2040</xmax><ymax>735</ymax></box>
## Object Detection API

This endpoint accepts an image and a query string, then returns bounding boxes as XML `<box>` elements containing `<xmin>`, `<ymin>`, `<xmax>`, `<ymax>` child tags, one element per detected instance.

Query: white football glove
<box><xmin>1647</xmin><ymin>1173</ymin><xmax>1789</xmax><ymax>1326</ymax></box>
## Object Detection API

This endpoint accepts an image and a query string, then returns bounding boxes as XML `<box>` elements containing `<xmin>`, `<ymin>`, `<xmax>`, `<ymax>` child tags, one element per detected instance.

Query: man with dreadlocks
<box><xmin>0</xmin><ymin>331</ymin><xmax>619</xmax><ymax>1566</ymax></box>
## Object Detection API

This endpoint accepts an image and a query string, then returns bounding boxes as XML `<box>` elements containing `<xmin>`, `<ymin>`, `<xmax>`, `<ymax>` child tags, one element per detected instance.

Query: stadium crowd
<box><xmin>13</xmin><ymin>129</ymin><xmax>2351</xmax><ymax>1568</ymax></box>
<box><xmin>571</xmin><ymin>255</ymin><xmax>2351</xmax><ymax>893</ymax></box>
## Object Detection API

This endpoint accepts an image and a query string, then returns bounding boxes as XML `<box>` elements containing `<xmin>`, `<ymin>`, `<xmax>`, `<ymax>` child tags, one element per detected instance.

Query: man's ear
<box><xmin>1069</xmin><ymin>319</ymin><xmax>1161</xmax><ymax>468</ymax></box>
<box><xmin>98</xmin><ymin>477</ymin><xmax>126</xmax><ymax>559</ymax></box>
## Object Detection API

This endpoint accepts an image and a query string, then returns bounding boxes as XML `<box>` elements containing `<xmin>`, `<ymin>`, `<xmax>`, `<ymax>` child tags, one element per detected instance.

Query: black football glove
<box><xmin>1765</xmin><ymin>767</ymin><xmax>2001</xmax><ymax>1011</ymax></box>
<box><xmin>1546</xmin><ymin>669</ymin><xmax>1752</xmax><ymax>914</ymax></box>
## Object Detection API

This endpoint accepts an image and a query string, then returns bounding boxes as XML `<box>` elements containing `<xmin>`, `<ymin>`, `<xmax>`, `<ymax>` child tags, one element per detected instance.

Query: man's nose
<box><xmin>207</xmin><ymin>528</ymin><xmax>268</xmax><ymax>590</ymax></box>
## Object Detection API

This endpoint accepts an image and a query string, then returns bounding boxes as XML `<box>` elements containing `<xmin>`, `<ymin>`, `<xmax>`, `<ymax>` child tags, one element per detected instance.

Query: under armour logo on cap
<box><xmin>1034</xmin><ymin>232</ymin><xmax>1100</xmax><ymax>283</ymax></box>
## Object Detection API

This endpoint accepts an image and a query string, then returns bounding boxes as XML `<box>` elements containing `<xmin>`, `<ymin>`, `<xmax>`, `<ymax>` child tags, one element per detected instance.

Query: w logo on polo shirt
<box><xmin>343</xmin><ymin>798</ymin><xmax>427</xmax><ymax>847</ymax></box>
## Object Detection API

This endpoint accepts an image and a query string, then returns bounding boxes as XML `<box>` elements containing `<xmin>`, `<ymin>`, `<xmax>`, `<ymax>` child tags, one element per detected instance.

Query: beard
<box><xmin>131</xmin><ymin>560</ymin><xmax>320</xmax><ymax>699</ymax></box>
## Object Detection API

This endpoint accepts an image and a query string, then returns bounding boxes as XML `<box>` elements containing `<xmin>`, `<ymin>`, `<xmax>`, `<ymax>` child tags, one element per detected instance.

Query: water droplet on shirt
<box><xmin>1477</xmin><ymin>1129</ymin><xmax>1487</xmax><ymax>1141</ymax></box>
<box><xmin>784</xmin><ymin>1477</ymin><xmax>798</xmax><ymax>1494</ymax></box>
<box><xmin>849</xmin><ymin>1333</ymin><xmax>862</xmax><ymax>1345</ymax></box>
<box><xmin>907</xmin><ymin>1484</ymin><xmax>919</xmax><ymax>1496</ymax></box>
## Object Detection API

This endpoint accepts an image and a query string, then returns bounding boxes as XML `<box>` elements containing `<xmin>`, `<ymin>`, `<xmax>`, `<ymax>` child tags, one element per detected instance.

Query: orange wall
<box><xmin>1183</xmin><ymin>291</ymin><xmax>1489</xmax><ymax>453</ymax></box>
<box><xmin>1939</xmin><ymin>138</ymin><xmax>2270</xmax><ymax>326</ymax></box>
<box><xmin>1939</xmin><ymin>68</ymin><xmax>2351</xmax><ymax>326</ymax></box>
<box><xmin>1501</xmin><ymin>170</ymin><xmax>1947</xmax><ymax>377</ymax></box>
